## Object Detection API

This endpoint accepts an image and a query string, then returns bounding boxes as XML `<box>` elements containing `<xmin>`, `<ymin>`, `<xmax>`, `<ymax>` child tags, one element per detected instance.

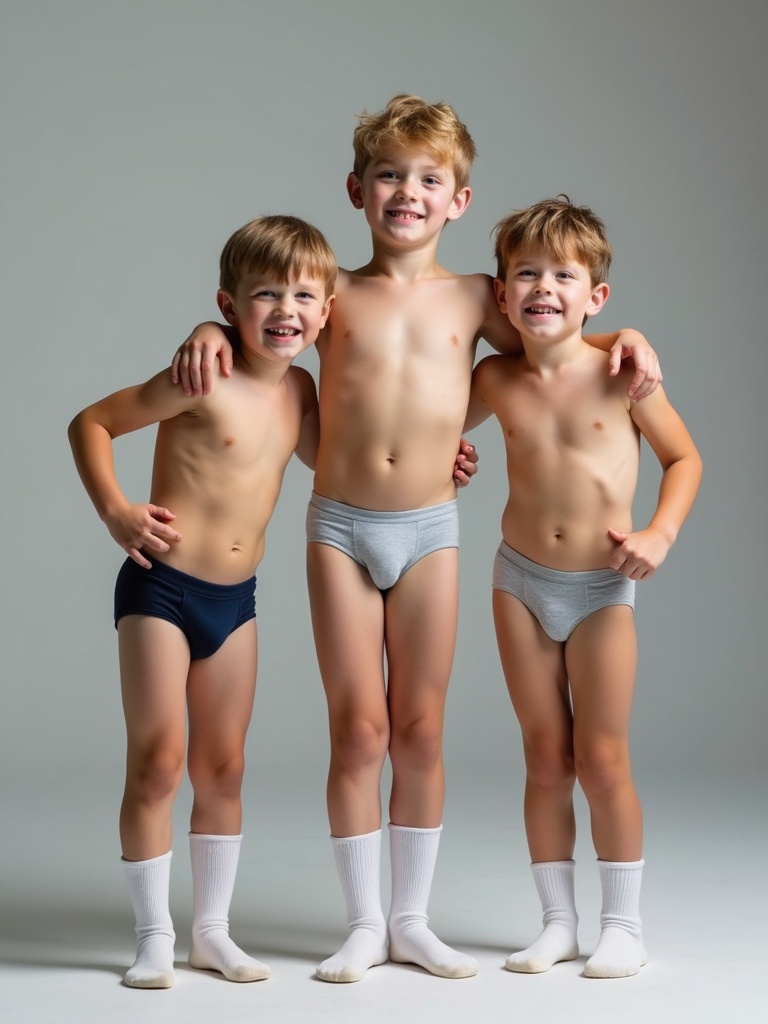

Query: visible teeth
<box><xmin>527</xmin><ymin>306</ymin><xmax>559</xmax><ymax>314</ymax></box>
<box><xmin>269</xmin><ymin>328</ymin><xmax>298</xmax><ymax>335</ymax></box>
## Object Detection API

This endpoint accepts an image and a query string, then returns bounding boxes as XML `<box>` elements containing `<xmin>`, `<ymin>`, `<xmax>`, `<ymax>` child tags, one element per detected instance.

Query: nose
<box><xmin>395</xmin><ymin>178</ymin><xmax>418</xmax><ymax>200</ymax></box>
<box><xmin>533</xmin><ymin>275</ymin><xmax>553</xmax><ymax>294</ymax></box>
<box><xmin>274</xmin><ymin>292</ymin><xmax>296</xmax><ymax>316</ymax></box>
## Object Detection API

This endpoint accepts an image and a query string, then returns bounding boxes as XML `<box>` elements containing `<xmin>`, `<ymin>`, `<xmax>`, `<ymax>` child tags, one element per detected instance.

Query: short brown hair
<box><xmin>494</xmin><ymin>196</ymin><xmax>612</xmax><ymax>286</ymax></box>
<box><xmin>352</xmin><ymin>94</ymin><xmax>476</xmax><ymax>192</ymax></box>
<box><xmin>219</xmin><ymin>215</ymin><xmax>337</xmax><ymax>297</ymax></box>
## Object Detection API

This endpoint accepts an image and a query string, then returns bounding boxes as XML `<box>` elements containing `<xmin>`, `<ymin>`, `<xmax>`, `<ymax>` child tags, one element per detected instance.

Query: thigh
<box><xmin>117</xmin><ymin>614</ymin><xmax>190</xmax><ymax>752</ymax></box>
<box><xmin>385</xmin><ymin>547</ymin><xmax>458</xmax><ymax>723</ymax></box>
<box><xmin>566</xmin><ymin>605</ymin><xmax>637</xmax><ymax>744</ymax></box>
<box><xmin>186</xmin><ymin>618</ymin><xmax>258</xmax><ymax>760</ymax></box>
<box><xmin>307</xmin><ymin>542</ymin><xmax>388</xmax><ymax>719</ymax></box>
<box><xmin>492</xmin><ymin>589</ymin><xmax>572</xmax><ymax>747</ymax></box>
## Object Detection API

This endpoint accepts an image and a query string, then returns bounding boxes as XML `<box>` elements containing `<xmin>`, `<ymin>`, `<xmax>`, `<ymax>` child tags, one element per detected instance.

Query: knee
<box><xmin>575</xmin><ymin>742</ymin><xmax>630</xmax><ymax>799</ymax></box>
<box><xmin>524</xmin><ymin>737</ymin><xmax>576</xmax><ymax>792</ymax></box>
<box><xmin>331</xmin><ymin>714</ymin><xmax>389</xmax><ymax>773</ymax></box>
<box><xmin>389</xmin><ymin>716</ymin><xmax>443</xmax><ymax>772</ymax></box>
<box><xmin>127</xmin><ymin>747</ymin><xmax>184</xmax><ymax>803</ymax></box>
<box><xmin>188</xmin><ymin>753</ymin><xmax>246</xmax><ymax>801</ymax></box>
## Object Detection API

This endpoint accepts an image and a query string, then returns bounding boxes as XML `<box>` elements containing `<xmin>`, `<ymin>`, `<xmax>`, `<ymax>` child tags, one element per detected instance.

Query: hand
<box><xmin>454</xmin><ymin>438</ymin><xmax>478</xmax><ymax>487</ymax></box>
<box><xmin>608</xmin><ymin>331</ymin><xmax>663</xmax><ymax>401</ymax></box>
<box><xmin>608</xmin><ymin>526</ymin><xmax>670</xmax><ymax>580</ymax></box>
<box><xmin>104</xmin><ymin>504</ymin><xmax>182</xmax><ymax>569</ymax></box>
<box><xmin>170</xmin><ymin>323</ymin><xmax>234</xmax><ymax>397</ymax></box>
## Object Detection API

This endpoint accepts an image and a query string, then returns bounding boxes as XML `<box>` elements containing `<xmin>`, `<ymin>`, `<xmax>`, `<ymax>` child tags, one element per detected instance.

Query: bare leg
<box><xmin>385</xmin><ymin>551</ymin><xmax>477</xmax><ymax>978</ymax></box>
<box><xmin>186</xmin><ymin>621</ymin><xmax>270</xmax><ymax>981</ymax></box>
<box><xmin>492</xmin><ymin>590</ymin><xmax>579</xmax><ymax>972</ymax></box>
<box><xmin>117</xmin><ymin>615</ymin><xmax>190</xmax><ymax>986</ymax></box>
<box><xmin>567</xmin><ymin>606</ymin><xmax>646</xmax><ymax>976</ymax></box>
<box><xmin>308</xmin><ymin>543</ymin><xmax>389</xmax><ymax>981</ymax></box>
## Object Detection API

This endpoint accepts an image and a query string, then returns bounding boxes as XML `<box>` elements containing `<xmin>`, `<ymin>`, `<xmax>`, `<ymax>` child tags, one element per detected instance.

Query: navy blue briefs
<box><xmin>114</xmin><ymin>557</ymin><xmax>257</xmax><ymax>660</ymax></box>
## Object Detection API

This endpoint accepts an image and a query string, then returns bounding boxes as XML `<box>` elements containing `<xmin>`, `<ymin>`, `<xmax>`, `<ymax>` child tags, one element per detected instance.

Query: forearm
<box><xmin>646</xmin><ymin>453</ymin><xmax>703</xmax><ymax>545</ymax></box>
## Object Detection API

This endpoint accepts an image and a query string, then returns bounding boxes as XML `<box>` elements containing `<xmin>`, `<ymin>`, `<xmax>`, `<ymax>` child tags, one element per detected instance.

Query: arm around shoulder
<box><xmin>292</xmin><ymin>367</ymin><xmax>320</xmax><ymax>470</ymax></box>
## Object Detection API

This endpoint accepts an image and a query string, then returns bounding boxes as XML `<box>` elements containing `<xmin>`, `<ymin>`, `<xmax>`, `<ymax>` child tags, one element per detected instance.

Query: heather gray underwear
<box><xmin>492</xmin><ymin>540</ymin><xmax>635</xmax><ymax>642</ymax></box>
<box><xmin>306</xmin><ymin>493</ymin><xmax>459</xmax><ymax>591</ymax></box>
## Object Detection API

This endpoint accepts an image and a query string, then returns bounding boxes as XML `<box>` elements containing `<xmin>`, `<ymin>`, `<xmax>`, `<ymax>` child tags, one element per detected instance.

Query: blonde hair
<box><xmin>494</xmin><ymin>196</ymin><xmax>612</xmax><ymax>286</ymax></box>
<box><xmin>352</xmin><ymin>94</ymin><xmax>476</xmax><ymax>191</ymax></box>
<box><xmin>219</xmin><ymin>215</ymin><xmax>337</xmax><ymax>297</ymax></box>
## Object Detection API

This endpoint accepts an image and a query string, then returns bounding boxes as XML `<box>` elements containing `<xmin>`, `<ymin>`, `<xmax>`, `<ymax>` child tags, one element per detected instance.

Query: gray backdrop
<box><xmin>2</xmin><ymin>0</ymin><xmax>765</xmax><ymax>872</ymax></box>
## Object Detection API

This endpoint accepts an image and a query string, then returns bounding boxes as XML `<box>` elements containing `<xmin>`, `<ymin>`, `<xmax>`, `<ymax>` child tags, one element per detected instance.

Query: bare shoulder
<box><xmin>286</xmin><ymin>365</ymin><xmax>318</xmax><ymax>410</ymax></box>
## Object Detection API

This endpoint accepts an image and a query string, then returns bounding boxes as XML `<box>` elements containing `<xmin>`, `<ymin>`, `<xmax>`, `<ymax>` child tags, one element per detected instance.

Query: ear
<box><xmin>585</xmin><ymin>281</ymin><xmax>610</xmax><ymax>318</ymax></box>
<box><xmin>346</xmin><ymin>172</ymin><xmax>364</xmax><ymax>209</ymax></box>
<box><xmin>217</xmin><ymin>289</ymin><xmax>238</xmax><ymax>326</ymax></box>
<box><xmin>445</xmin><ymin>185</ymin><xmax>472</xmax><ymax>222</ymax></box>
<box><xmin>493</xmin><ymin>276</ymin><xmax>508</xmax><ymax>313</ymax></box>
<box><xmin>320</xmin><ymin>293</ymin><xmax>335</xmax><ymax>327</ymax></box>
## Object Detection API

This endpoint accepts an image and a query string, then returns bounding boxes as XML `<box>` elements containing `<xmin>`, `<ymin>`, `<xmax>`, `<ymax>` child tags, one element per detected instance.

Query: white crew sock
<box><xmin>188</xmin><ymin>833</ymin><xmax>271</xmax><ymax>982</ymax></box>
<box><xmin>388</xmin><ymin>824</ymin><xmax>478</xmax><ymax>979</ymax></box>
<box><xmin>506</xmin><ymin>860</ymin><xmax>579</xmax><ymax>973</ymax></box>
<box><xmin>315</xmin><ymin>829</ymin><xmax>388</xmax><ymax>983</ymax></box>
<box><xmin>585</xmin><ymin>859</ymin><xmax>647</xmax><ymax>978</ymax></box>
<box><xmin>122</xmin><ymin>850</ymin><xmax>175</xmax><ymax>989</ymax></box>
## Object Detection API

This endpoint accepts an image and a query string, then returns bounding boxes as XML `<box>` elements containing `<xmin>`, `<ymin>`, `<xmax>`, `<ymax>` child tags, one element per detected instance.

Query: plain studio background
<box><xmin>1</xmin><ymin>2</ymin><xmax>766</xmax><ymax>1022</ymax></box>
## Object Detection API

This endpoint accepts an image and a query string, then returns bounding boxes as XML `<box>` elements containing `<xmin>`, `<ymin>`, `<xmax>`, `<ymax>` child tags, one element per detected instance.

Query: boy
<box><xmin>172</xmin><ymin>97</ymin><xmax>662</xmax><ymax>983</ymax></box>
<box><xmin>68</xmin><ymin>215</ymin><xmax>335</xmax><ymax>988</ymax></box>
<box><xmin>465</xmin><ymin>196</ymin><xmax>702</xmax><ymax>978</ymax></box>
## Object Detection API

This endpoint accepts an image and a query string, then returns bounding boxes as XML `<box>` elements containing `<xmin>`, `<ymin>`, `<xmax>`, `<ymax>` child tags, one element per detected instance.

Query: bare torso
<box><xmin>476</xmin><ymin>348</ymin><xmax>640</xmax><ymax>571</ymax></box>
<box><xmin>313</xmin><ymin>266</ymin><xmax>494</xmax><ymax>511</ymax></box>
<box><xmin>149</xmin><ymin>364</ymin><xmax>308</xmax><ymax>583</ymax></box>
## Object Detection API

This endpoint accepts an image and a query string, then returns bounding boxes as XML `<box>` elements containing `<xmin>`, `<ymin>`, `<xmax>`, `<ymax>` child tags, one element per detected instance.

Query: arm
<box><xmin>585</xmin><ymin>328</ymin><xmax>662</xmax><ymax>401</ymax></box>
<box><xmin>293</xmin><ymin>369</ymin><xmax>320</xmax><ymax>470</ymax></box>
<box><xmin>170</xmin><ymin>322</ymin><xmax>238</xmax><ymax>397</ymax></box>
<box><xmin>608</xmin><ymin>387</ymin><xmax>702</xmax><ymax>580</ymax></box>
<box><xmin>68</xmin><ymin>372</ymin><xmax>196</xmax><ymax>567</ymax></box>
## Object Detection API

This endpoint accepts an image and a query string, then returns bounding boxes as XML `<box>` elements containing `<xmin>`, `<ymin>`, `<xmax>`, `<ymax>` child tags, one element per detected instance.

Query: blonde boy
<box><xmin>466</xmin><ymin>197</ymin><xmax>702</xmax><ymax>978</ymax></box>
<box><xmin>172</xmin><ymin>97</ymin><xmax>661</xmax><ymax>983</ymax></box>
<box><xmin>68</xmin><ymin>216</ymin><xmax>335</xmax><ymax>988</ymax></box>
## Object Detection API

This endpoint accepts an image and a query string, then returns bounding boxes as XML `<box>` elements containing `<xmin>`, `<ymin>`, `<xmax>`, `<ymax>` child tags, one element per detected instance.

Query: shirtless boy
<box><xmin>68</xmin><ymin>216</ymin><xmax>335</xmax><ymax>988</ymax></box>
<box><xmin>466</xmin><ymin>196</ymin><xmax>701</xmax><ymax>978</ymax></box>
<box><xmin>172</xmin><ymin>96</ymin><xmax>661</xmax><ymax>983</ymax></box>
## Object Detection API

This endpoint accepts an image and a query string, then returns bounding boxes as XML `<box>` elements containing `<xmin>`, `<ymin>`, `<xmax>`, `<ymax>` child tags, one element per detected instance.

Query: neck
<box><xmin>363</xmin><ymin>236</ymin><xmax>443</xmax><ymax>280</ymax></box>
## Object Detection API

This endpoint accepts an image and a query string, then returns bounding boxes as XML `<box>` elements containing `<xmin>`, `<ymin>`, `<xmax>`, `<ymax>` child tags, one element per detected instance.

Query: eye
<box><xmin>379</xmin><ymin>170</ymin><xmax>398</xmax><ymax>180</ymax></box>
<box><xmin>296</xmin><ymin>291</ymin><xmax>317</xmax><ymax>301</ymax></box>
<box><xmin>254</xmin><ymin>289</ymin><xmax>276</xmax><ymax>298</ymax></box>
<box><xmin>556</xmin><ymin>271</ymin><xmax>573</xmax><ymax>280</ymax></box>
<box><xmin>517</xmin><ymin>269</ymin><xmax>535</xmax><ymax>278</ymax></box>
<box><xmin>423</xmin><ymin>175</ymin><xmax>440</xmax><ymax>186</ymax></box>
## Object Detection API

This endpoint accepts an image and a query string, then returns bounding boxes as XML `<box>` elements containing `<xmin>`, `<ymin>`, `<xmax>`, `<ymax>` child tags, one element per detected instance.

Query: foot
<box><xmin>124</xmin><ymin>935</ymin><xmax>175</xmax><ymax>989</ymax></box>
<box><xmin>584</xmin><ymin>927</ymin><xmax>647</xmax><ymax>978</ymax></box>
<box><xmin>505</xmin><ymin>922</ymin><xmax>579</xmax><ymax>974</ymax></box>
<box><xmin>315</xmin><ymin>925</ymin><xmax>388</xmax><ymax>983</ymax></box>
<box><xmin>389</xmin><ymin>924</ymin><xmax>478</xmax><ymax>979</ymax></box>
<box><xmin>189</xmin><ymin>931</ymin><xmax>271</xmax><ymax>982</ymax></box>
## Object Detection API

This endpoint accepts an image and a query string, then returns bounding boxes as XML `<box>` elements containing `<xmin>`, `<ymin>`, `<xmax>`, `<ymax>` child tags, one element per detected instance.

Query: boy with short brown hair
<box><xmin>69</xmin><ymin>215</ymin><xmax>334</xmax><ymax>988</ymax></box>
<box><xmin>467</xmin><ymin>196</ymin><xmax>701</xmax><ymax>978</ymax></box>
<box><xmin>172</xmin><ymin>99</ymin><xmax>661</xmax><ymax>983</ymax></box>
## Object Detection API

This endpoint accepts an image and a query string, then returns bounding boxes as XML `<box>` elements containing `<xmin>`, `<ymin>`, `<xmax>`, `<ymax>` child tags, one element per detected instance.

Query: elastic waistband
<box><xmin>497</xmin><ymin>541</ymin><xmax>621</xmax><ymax>584</ymax></box>
<box><xmin>128</xmin><ymin>557</ymin><xmax>256</xmax><ymax>600</ymax></box>
<box><xmin>309</xmin><ymin>492</ymin><xmax>457</xmax><ymax>524</ymax></box>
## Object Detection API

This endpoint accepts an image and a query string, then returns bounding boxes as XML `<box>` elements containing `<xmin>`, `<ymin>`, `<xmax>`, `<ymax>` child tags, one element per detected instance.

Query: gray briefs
<box><xmin>306</xmin><ymin>493</ymin><xmax>459</xmax><ymax>591</ymax></box>
<box><xmin>492</xmin><ymin>540</ymin><xmax>635</xmax><ymax>642</ymax></box>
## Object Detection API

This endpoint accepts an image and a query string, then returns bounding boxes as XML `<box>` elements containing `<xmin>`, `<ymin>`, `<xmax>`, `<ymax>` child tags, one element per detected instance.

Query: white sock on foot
<box><xmin>122</xmin><ymin>851</ymin><xmax>175</xmax><ymax>989</ymax></box>
<box><xmin>316</xmin><ymin>830</ymin><xmax>388</xmax><ymax>983</ymax></box>
<box><xmin>585</xmin><ymin>859</ymin><xmax>647</xmax><ymax>978</ymax></box>
<box><xmin>188</xmin><ymin>833</ymin><xmax>271</xmax><ymax>982</ymax></box>
<box><xmin>388</xmin><ymin>824</ymin><xmax>478</xmax><ymax>979</ymax></box>
<box><xmin>506</xmin><ymin>860</ymin><xmax>579</xmax><ymax>973</ymax></box>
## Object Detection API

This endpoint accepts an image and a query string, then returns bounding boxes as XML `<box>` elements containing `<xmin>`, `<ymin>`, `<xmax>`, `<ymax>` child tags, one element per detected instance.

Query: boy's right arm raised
<box><xmin>68</xmin><ymin>373</ymin><xmax>191</xmax><ymax>568</ymax></box>
<box><xmin>171</xmin><ymin>322</ymin><xmax>236</xmax><ymax>397</ymax></box>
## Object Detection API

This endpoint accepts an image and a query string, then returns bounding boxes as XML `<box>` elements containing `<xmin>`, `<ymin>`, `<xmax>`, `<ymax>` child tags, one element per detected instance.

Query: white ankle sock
<box><xmin>585</xmin><ymin>859</ymin><xmax>647</xmax><ymax>978</ymax></box>
<box><xmin>388</xmin><ymin>824</ymin><xmax>478</xmax><ymax>979</ymax></box>
<box><xmin>122</xmin><ymin>851</ymin><xmax>175</xmax><ymax>989</ymax></box>
<box><xmin>505</xmin><ymin>860</ymin><xmax>579</xmax><ymax>973</ymax></box>
<box><xmin>316</xmin><ymin>829</ymin><xmax>388</xmax><ymax>983</ymax></box>
<box><xmin>188</xmin><ymin>833</ymin><xmax>271</xmax><ymax>982</ymax></box>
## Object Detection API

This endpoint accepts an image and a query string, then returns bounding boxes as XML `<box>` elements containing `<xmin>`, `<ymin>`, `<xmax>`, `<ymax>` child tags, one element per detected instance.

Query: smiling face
<box><xmin>217</xmin><ymin>271</ymin><xmax>333</xmax><ymax>365</ymax></box>
<box><xmin>495</xmin><ymin>246</ymin><xmax>609</xmax><ymax>344</ymax></box>
<box><xmin>346</xmin><ymin>146</ymin><xmax>471</xmax><ymax>248</ymax></box>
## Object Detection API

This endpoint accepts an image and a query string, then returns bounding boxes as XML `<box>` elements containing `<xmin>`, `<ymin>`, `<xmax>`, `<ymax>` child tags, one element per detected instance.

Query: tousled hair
<box><xmin>494</xmin><ymin>196</ymin><xmax>612</xmax><ymax>286</ymax></box>
<box><xmin>352</xmin><ymin>94</ymin><xmax>476</xmax><ymax>192</ymax></box>
<box><xmin>219</xmin><ymin>215</ymin><xmax>337</xmax><ymax>297</ymax></box>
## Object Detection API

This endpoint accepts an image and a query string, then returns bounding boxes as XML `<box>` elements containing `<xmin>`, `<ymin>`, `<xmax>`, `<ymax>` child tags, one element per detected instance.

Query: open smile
<box><xmin>524</xmin><ymin>305</ymin><xmax>561</xmax><ymax>315</ymax></box>
<box><xmin>265</xmin><ymin>327</ymin><xmax>300</xmax><ymax>338</ymax></box>
<box><xmin>386</xmin><ymin>210</ymin><xmax>423</xmax><ymax>221</ymax></box>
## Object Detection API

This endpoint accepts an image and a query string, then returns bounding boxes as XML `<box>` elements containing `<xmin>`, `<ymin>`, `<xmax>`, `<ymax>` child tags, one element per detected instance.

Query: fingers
<box><xmin>627</xmin><ymin>355</ymin><xmax>662</xmax><ymax>401</ymax></box>
<box><xmin>128</xmin><ymin>548</ymin><xmax>153</xmax><ymax>570</ymax></box>
<box><xmin>608</xmin><ymin>340</ymin><xmax>623</xmax><ymax>377</ymax></box>
<box><xmin>170</xmin><ymin>352</ymin><xmax>181</xmax><ymax>384</ymax></box>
